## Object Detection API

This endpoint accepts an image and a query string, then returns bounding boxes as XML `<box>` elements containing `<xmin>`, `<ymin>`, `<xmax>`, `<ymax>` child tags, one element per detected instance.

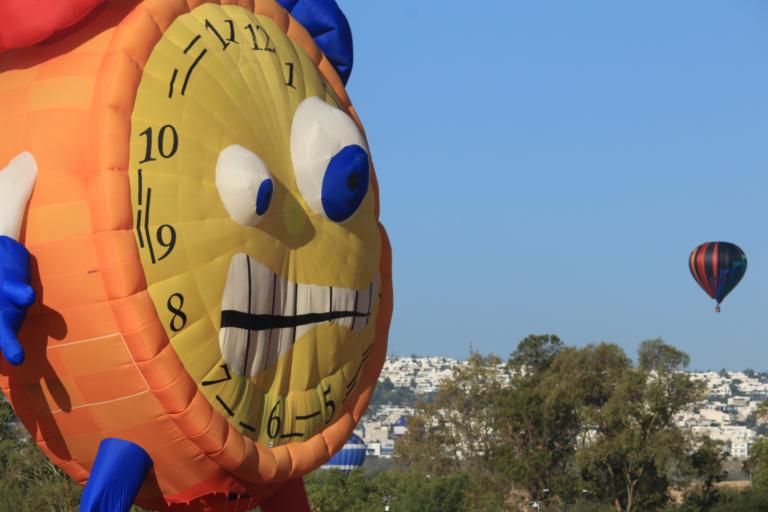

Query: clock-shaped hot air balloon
<box><xmin>689</xmin><ymin>242</ymin><xmax>746</xmax><ymax>312</ymax></box>
<box><xmin>0</xmin><ymin>1</ymin><xmax>392</xmax><ymax>510</ymax></box>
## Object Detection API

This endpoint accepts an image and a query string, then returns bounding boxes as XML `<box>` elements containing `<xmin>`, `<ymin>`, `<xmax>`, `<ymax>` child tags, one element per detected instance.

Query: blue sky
<box><xmin>341</xmin><ymin>1</ymin><xmax>768</xmax><ymax>370</ymax></box>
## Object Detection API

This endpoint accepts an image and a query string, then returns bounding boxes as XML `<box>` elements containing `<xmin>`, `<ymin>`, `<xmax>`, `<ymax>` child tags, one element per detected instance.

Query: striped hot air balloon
<box><xmin>689</xmin><ymin>242</ymin><xmax>747</xmax><ymax>312</ymax></box>
<box><xmin>321</xmin><ymin>433</ymin><xmax>367</xmax><ymax>472</ymax></box>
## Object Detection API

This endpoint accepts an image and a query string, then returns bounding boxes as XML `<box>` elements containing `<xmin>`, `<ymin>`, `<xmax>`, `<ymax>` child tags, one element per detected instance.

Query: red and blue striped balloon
<box><xmin>689</xmin><ymin>242</ymin><xmax>747</xmax><ymax>312</ymax></box>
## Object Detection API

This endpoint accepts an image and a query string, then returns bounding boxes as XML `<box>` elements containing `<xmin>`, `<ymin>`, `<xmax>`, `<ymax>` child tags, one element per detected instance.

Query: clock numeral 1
<box><xmin>285</xmin><ymin>62</ymin><xmax>296</xmax><ymax>89</ymax></box>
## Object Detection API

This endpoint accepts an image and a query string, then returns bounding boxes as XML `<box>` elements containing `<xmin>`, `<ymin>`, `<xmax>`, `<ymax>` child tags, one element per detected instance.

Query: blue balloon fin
<box><xmin>80</xmin><ymin>438</ymin><xmax>153</xmax><ymax>512</ymax></box>
<box><xmin>276</xmin><ymin>0</ymin><xmax>354</xmax><ymax>84</ymax></box>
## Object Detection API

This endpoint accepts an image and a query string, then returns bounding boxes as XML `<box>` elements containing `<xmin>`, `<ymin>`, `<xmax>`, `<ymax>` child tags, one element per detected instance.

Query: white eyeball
<box><xmin>216</xmin><ymin>145</ymin><xmax>274</xmax><ymax>226</ymax></box>
<box><xmin>290</xmin><ymin>97</ymin><xmax>370</xmax><ymax>222</ymax></box>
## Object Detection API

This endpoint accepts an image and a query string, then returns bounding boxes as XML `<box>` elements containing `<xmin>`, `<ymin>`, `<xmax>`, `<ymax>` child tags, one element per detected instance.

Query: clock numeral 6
<box><xmin>268</xmin><ymin>401</ymin><xmax>282</xmax><ymax>439</ymax></box>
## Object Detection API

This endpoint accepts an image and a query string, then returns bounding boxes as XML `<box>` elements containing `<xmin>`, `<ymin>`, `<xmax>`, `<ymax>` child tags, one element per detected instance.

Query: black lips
<box><xmin>220</xmin><ymin>310</ymin><xmax>369</xmax><ymax>331</ymax></box>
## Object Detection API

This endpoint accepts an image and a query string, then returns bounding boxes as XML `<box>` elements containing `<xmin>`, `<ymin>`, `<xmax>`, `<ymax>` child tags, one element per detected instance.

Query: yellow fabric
<box><xmin>130</xmin><ymin>4</ymin><xmax>381</xmax><ymax>446</ymax></box>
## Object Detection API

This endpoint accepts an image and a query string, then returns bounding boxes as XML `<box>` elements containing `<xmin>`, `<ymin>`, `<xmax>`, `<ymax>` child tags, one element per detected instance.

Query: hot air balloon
<box><xmin>321</xmin><ymin>433</ymin><xmax>366</xmax><ymax>472</ymax></box>
<box><xmin>0</xmin><ymin>0</ymin><xmax>393</xmax><ymax>510</ymax></box>
<box><xmin>689</xmin><ymin>242</ymin><xmax>747</xmax><ymax>312</ymax></box>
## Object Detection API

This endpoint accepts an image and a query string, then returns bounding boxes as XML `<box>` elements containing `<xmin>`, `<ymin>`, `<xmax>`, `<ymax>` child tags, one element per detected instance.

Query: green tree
<box><xmin>683</xmin><ymin>437</ymin><xmax>727</xmax><ymax>510</ymax></box>
<box><xmin>575</xmin><ymin>339</ymin><xmax>705</xmax><ymax>512</ymax></box>
<box><xmin>744</xmin><ymin>437</ymin><xmax>768</xmax><ymax>492</ymax></box>
<box><xmin>396</xmin><ymin>352</ymin><xmax>505</xmax><ymax>477</ymax></box>
<box><xmin>494</xmin><ymin>335</ymin><xmax>582</xmax><ymax>506</ymax></box>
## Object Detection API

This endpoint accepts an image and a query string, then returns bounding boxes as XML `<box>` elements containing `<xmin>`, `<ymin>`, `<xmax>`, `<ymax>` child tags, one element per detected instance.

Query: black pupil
<box><xmin>347</xmin><ymin>172</ymin><xmax>359</xmax><ymax>190</ymax></box>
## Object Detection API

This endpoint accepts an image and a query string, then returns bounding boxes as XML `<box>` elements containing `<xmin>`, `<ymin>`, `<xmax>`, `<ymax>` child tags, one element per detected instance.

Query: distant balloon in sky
<box><xmin>689</xmin><ymin>242</ymin><xmax>747</xmax><ymax>312</ymax></box>
<box><xmin>321</xmin><ymin>433</ymin><xmax>367</xmax><ymax>472</ymax></box>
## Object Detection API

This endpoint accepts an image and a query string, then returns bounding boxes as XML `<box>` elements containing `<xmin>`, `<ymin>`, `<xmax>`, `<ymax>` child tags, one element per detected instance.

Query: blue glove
<box><xmin>0</xmin><ymin>235</ymin><xmax>34</xmax><ymax>365</ymax></box>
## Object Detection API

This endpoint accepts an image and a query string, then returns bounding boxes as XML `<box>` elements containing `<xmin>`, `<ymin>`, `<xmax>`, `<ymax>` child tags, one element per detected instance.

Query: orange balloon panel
<box><xmin>0</xmin><ymin>1</ymin><xmax>392</xmax><ymax>510</ymax></box>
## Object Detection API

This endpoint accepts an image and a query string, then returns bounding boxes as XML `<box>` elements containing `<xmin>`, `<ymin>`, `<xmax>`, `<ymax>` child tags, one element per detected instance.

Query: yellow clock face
<box><xmin>128</xmin><ymin>3</ymin><xmax>381</xmax><ymax>447</ymax></box>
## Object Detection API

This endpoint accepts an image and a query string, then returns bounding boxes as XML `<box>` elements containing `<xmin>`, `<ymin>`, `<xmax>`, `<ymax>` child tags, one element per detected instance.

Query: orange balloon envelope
<box><xmin>0</xmin><ymin>1</ymin><xmax>392</xmax><ymax>510</ymax></box>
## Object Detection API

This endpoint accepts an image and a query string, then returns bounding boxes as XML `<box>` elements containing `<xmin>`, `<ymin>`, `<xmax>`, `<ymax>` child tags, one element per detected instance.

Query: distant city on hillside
<box><xmin>359</xmin><ymin>356</ymin><xmax>768</xmax><ymax>463</ymax></box>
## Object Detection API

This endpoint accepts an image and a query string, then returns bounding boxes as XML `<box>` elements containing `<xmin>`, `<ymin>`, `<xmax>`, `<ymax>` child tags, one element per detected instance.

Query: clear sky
<box><xmin>341</xmin><ymin>1</ymin><xmax>768</xmax><ymax>370</ymax></box>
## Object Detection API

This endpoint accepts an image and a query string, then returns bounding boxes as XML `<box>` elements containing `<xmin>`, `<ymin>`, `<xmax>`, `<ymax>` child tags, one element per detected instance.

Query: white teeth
<box><xmin>219</xmin><ymin>253</ymin><xmax>379</xmax><ymax>377</ymax></box>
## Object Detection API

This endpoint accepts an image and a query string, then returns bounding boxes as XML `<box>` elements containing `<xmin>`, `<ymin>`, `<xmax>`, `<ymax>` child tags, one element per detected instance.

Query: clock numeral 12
<box><xmin>245</xmin><ymin>23</ymin><xmax>276</xmax><ymax>53</ymax></box>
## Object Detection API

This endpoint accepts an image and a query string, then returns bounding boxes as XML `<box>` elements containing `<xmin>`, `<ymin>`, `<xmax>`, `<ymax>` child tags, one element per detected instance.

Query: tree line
<box><xmin>4</xmin><ymin>336</ymin><xmax>768</xmax><ymax>511</ymax></box>
<box><xmin>307</xmin><ymin>336</ymin><xmax>768</xmax><ymax>512</ymax></box>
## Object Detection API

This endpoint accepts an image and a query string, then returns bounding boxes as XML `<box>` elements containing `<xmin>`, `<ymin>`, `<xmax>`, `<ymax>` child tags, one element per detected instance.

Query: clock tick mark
<box><xmin>215</xmin><ymin>395</ymin><xmax>235</xmax><ymax>417</ymax></box>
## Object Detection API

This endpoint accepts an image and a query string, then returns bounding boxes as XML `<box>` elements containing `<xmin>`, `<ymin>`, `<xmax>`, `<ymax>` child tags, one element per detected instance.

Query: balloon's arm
<box><xmin>80</xmin><ymin>438</ymin><xmax>154</xmax><ymax>512</ymax></box>
<box><xmin>0</xmin><ymin>152</ymin><xmax>37</xmax><ymax>366</ymax></box>
<box><xmin>260</xmin><ymin>477</ymin><xmax>311</xmax><ymax>512</ymax></box>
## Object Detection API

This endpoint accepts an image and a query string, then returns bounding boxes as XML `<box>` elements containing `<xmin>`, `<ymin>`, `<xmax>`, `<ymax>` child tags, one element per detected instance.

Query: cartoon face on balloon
<box><xmin>0</xmin><ymin>0</ymin><xmax>392</xmax><ymax>509</ymax></box>
<box><xmin>130</xmin><ymin>4</ymin><xmax>382</xmax><ymax>442</ymax></box>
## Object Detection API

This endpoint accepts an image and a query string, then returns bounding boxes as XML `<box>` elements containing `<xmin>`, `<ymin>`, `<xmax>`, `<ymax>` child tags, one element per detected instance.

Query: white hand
<box><xmin>0</xmin><ymin>152</ymin><xmax>38</xmax><ymax>240</ymax></box>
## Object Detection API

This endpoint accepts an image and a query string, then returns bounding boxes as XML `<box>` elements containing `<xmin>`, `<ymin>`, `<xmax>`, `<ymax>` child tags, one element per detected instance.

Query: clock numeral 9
<box><xmin>139</xmin><ymin>125</ymin><xmax>179</xmax><ymax>164</ymax></box>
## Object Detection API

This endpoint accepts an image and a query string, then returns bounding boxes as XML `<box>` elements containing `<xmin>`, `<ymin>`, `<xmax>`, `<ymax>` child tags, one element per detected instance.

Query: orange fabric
<box><xmin>0</xmin><ymin>1</ymin><xmax>392</xmax><ymax>510</ymax></box>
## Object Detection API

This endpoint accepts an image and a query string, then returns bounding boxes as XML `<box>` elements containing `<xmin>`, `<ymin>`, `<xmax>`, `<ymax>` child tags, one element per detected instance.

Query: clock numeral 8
<box><xmin>167</xmin><ymin>293</ymin><xmax>188</xmax><ymax>332</ymax></box>
<box><xmin>139</xmin><ymin>125</ymin><xmax>179</xmax><ymax>164</ymax></box>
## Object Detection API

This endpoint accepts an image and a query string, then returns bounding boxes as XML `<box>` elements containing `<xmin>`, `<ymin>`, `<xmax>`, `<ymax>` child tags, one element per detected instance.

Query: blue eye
<box><xmin>291</xmin><ymin>97</ymin><xmax>371</xmax><ymax>223</ymax></box>
<box><xmin>256</xmin><ymin>178</ymin><xmax>273</xmax><ymax>216</ymax></box>
<box><xmin>321</xmin><ymin>145</ymin><xmax>370</xmax><ymax>222</ymax></box>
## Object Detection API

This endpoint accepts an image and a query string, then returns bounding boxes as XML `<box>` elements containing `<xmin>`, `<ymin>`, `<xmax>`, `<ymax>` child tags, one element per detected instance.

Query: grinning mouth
<box><xmin>219</xmin><ymin>253</ymin><xmax>379</xmax><ymax>377</ymax></box>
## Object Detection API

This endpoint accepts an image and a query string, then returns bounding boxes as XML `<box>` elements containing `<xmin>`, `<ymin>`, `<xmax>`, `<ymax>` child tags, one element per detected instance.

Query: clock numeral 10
<box><xmin>139</xmin><ymin>125</ymin><xmax>179</xmax><ymax>164</ymax></box>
